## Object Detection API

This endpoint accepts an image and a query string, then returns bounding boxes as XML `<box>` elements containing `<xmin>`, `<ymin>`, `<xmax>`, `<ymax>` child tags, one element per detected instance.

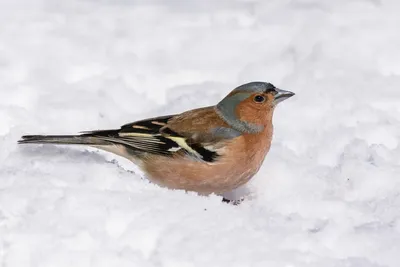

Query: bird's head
<box><xmin>216</xmin><ymin>82</ymin><xmax>295</xmax><ymax>133</ymax></box>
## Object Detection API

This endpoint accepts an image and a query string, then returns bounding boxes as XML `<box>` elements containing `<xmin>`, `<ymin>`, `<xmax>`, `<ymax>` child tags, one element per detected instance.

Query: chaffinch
<box><xmin>19</xmin><ymin>82</ymin><xmax>294</xmax><ymax>197</ymax></box>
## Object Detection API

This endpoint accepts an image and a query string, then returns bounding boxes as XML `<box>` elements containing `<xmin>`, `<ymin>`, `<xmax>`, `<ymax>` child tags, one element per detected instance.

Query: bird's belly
<box><xmin>141</xmin><ymin>151</ymin><xmax>266</xmax><ymax>195</ymax></box>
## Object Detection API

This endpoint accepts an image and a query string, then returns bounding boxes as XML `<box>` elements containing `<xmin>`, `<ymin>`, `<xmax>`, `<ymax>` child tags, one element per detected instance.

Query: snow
<box><xmin>1</xmin><ymin>0</ymin><xmax>400</xmax><ymax>266</ymax></box>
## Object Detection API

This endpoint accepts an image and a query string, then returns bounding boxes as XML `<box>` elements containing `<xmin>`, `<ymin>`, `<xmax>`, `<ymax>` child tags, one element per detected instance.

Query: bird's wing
<box><xmin>83</xmin><ymin>107</ymin><xmax>242</xmax><ymax>162</ymax></box>
<box><xmin>82</xmin><ymin>115</ymin><xmax>179</xmax><ymax>157</ymax></box>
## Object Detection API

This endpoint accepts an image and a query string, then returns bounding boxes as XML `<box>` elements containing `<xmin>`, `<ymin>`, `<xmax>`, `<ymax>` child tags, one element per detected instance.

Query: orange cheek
<box><xmin>234</xmin><ymin>96</ymin><xmax>275</xmax><ymax>125</ymax></box>
<box><xmin>235</xmin><ymin>99</ymin><xmax>263</xmax><ymax>124</ymax></box>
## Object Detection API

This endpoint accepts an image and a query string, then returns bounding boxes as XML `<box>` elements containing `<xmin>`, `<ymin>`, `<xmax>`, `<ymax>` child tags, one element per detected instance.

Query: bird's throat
<box><xmin>215</xmin><ymin>105</ymin><xmax>263</xmax><ymax>134</ymax></box>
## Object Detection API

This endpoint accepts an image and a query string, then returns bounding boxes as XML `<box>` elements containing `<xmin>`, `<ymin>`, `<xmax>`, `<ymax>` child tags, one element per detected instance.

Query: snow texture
<box><xmin>1</xmin><ymin>0</ymin><xmax>400</xmax><ymax>266</ymax></box>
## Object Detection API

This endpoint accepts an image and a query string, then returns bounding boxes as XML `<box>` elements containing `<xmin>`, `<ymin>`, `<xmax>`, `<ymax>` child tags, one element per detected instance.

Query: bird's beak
<box><xmin>273</xmin><ymin>88</ymin><xmax>295</xmax><ymax>105</ymax></box>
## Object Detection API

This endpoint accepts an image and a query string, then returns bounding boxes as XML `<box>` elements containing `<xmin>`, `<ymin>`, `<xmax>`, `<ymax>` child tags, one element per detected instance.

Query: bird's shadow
<box><xmin>18</xmin><ymin>144</ymin><xmax>139</xmax><ymax>175</ymax></box>
<box><xmin>19</xmin><ymin>144</ymin><xmax>114</xmax><ymax>165</ymax></box>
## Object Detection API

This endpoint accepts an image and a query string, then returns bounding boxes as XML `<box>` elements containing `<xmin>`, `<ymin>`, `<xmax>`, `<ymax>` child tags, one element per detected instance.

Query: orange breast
<box><xmin>141</xmin><ymin>126</ymin><xmax>273</xmax><ymax>195</ymax></box>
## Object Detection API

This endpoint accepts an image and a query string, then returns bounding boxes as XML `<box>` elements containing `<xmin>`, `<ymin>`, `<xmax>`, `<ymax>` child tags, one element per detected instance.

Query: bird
<box><xmin>18</xmin><ymin>82</ymin><xmax>294</xmax><ymax>198</ymax></box>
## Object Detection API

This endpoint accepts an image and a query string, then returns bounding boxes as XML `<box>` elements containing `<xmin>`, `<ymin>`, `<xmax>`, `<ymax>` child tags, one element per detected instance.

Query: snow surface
<box><xmin>1</xmin><ymin>0</ymin><xmax>400</xmax><ymax>266</ymax></box>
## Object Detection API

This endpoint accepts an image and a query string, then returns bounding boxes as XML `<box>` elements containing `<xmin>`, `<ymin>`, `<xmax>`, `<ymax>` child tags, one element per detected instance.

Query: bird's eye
<box><xmin>253</xmin><ymin>95</ymin><xmax>265</xmax><ymax>103</ymax></box>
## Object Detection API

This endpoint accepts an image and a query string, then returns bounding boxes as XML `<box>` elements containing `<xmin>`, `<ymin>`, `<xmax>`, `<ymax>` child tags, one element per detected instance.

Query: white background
<box><xmin>1</xmin><ymin>0</ymin><xmax>400</xmax><ymax>266</ymax></box>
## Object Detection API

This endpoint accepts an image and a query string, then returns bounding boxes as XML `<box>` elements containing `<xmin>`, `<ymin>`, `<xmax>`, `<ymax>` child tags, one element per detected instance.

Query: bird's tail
<box><xmin>18</xmin><ymin>130</ymin><xmax>119</xmax><ymax>146</ymax></box>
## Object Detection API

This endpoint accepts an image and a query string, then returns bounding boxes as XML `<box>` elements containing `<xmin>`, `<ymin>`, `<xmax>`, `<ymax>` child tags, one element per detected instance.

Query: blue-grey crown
<box><xmin>231</xmin><ymin>81</ymin><xmax>276</xmax><ymax>94</ymax></box>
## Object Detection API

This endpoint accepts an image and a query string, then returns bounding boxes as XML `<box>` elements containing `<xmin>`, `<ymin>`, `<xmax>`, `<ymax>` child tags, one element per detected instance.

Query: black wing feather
<box><xmin>81</xmin><ymin>115</ymin><xmax>218</xmax><ymax>162</ymax></box>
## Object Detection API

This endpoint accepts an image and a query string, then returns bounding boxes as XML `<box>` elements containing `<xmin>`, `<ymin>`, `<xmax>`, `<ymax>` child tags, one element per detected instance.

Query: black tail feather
<box><xmin>18</xmin><ymin>132</ymin><xmax>117</xmax><ymax>146</ymax></box>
